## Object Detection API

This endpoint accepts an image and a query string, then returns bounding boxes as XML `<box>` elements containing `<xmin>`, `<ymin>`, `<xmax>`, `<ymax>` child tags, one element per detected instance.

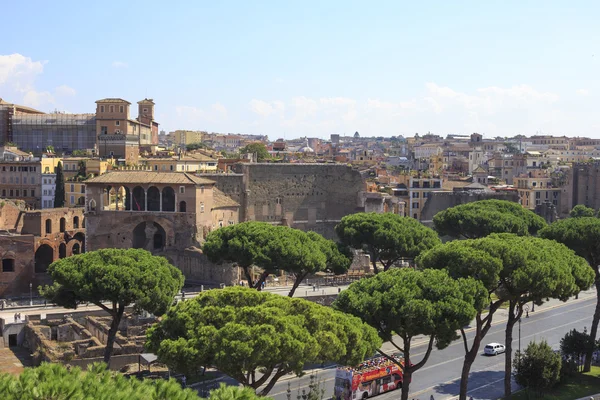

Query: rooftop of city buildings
<box><xmin>95</xmin><ymin>98</ymin><xmax>131</xmax><ymax>104</ymax></box>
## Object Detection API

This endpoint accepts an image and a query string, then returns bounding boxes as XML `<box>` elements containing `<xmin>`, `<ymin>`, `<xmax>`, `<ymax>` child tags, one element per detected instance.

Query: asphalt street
<box><xmin>268</xmin><ymin>296</ymin><xmax>596</xmax><ymax>400</ymax></box>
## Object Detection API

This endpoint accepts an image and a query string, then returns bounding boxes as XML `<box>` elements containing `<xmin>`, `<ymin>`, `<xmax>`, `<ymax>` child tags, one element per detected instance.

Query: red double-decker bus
<box><xmin>333</xmin><ymin>355</ymin><xmax>404</xmax><ymax>400</ymax></box>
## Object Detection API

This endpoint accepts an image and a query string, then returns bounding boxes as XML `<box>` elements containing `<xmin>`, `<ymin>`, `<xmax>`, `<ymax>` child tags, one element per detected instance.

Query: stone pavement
<box><xmin>0</xmin><ymin>347</ymin><xmax>33</xmax><ymax>375</ymax></box>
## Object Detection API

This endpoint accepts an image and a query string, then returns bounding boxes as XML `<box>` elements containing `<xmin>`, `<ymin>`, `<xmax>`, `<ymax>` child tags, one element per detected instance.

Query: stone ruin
<box><xmin>24</xmin><ymin>313</ymin><xmax>156</xmax><ymax>366</ymax></box>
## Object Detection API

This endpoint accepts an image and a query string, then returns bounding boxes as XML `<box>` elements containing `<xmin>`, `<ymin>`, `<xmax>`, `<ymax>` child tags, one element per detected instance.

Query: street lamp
<box><xmin>29</xmin><ymin>282</ymin><xmax>33</xmax><ymax>306</ymax></box>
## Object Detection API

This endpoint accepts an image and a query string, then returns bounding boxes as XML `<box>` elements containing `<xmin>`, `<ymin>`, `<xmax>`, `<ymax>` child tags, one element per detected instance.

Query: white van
<box><xmin>484</xmin><ymin>343</ymin><xmax>506</xmax><ymax>356</ymax></box>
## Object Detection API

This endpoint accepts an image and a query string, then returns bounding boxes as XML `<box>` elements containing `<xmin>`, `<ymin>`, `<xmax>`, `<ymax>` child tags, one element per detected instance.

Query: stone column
<box><xmin>159</xmin><ymin>189</ymin><xmax>163</xmax><ymax>212</ymax></box>
<box><xmin>144</xmin><ymin>189</ymin><xmax>148</xmax><ymax>211</ymax></box>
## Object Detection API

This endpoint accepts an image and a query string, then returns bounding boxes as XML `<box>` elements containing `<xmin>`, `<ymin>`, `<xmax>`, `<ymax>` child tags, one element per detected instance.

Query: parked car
<box><xmin>484</xmin><ymin>343</ymin><xmax>506</xmax><ymax>356</ymax></box>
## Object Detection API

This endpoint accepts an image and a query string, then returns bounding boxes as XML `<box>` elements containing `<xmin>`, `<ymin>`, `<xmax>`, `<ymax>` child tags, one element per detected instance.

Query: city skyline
<box><xmin>2</xmin><ymin>1</ymin><xmax>600</xmax><ymax>139</ymax></box>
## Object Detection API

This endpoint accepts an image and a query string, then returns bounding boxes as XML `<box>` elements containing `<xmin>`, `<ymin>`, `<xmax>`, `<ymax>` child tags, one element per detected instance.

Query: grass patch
<box><xmin>509</xmin><ymin>366</ymin><xmax>600</xmax><ymax>400</ymax></box>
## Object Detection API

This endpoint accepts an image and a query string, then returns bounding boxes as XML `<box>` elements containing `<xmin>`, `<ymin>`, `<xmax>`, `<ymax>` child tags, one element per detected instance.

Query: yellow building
<box><xmin>514</xmin><ymin>174</ymin><xmax>561</xmax><ymax>210</ymax></box>
<box><xmin>61</xmin><ymin>157</ymin><xmax>111</xmax><ymax>179</ymax></box>
<box><xmin>172</xmin><ymin>130</ymin><xmax>206</xmax><ymax>146</ymax></box>
<box><xmin>65</xmin><ymin>181</ymin><xmax>87</xmax><ymax>207</ymax></box>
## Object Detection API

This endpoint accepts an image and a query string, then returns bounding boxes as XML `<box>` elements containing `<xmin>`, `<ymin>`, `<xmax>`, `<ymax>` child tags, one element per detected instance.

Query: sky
<box><xmin>2</xmin><ymin>1</ymin><xmax>600</xmax><ymax>139</ymax></box>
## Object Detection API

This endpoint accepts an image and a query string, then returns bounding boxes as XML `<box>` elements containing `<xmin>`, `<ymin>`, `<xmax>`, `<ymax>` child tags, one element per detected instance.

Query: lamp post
<box><xmin>29</xmin><ymin>282</ymin><xmax>33</xmax><ymax>306</ymax></box>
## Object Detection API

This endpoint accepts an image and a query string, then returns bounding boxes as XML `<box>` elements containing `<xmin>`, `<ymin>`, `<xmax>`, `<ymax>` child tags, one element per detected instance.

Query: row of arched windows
<box><xmin>93</xmin><ymin>185</ymin><xmax>187</xmax><ymax>213</ymax></box>
<box><xmin>45</xmin><ymin>216</ymin><xmax>84</xmax><ymax>234</ymax></box>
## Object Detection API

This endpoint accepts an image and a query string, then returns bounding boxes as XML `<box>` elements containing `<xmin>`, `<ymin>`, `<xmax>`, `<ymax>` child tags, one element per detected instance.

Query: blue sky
<box><xmin>2</xmin><ymin>1</ymin><xmax>600</xmax><ymax>139</ymax></box>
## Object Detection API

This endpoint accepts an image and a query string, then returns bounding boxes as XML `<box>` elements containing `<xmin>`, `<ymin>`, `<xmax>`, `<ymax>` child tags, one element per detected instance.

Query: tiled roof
<box><xmin>212</xmin><ymin>188</ymin><xmax>239</xmax><ymax>208</ymax></box>
<box><xmin>95</xmin><ymin>98</ymin><xmax>131</xmax><ymax>104</ymax></box>
<box><xmin>85</xmin><ymin>171</ymin><xmax>215</xmax><ymax>185</ymax></box>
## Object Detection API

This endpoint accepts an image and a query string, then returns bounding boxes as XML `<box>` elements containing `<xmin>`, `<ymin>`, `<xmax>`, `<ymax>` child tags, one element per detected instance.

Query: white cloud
<box><xmin>0</xmin><ymin>53</ymin><xmax>60</xmax><ymax>110</ymax></box>
<box><xmin>249</xmin><ymin>99</ymin><xmax>284</xmax><ymax>117</ymax></box>
<box><xmin>174</xmin><ymin>103</ymin><xmax>228</xmax><ymax>127</ymax></box>
<box><xmin>245</xmin><ymin>83</ymin><xmax>567</xmax><ymax>137</ymax></box>
<box><xmin>577</xmin><ymin>89</ymin><xmax>590</xmax><ymax>96</ymax></box>
<box><xmin>55</xmin><ymin>84</ymin><xmax>76</xmax><ymax>97</ymax></box>
<box><xmin>111</xmin><ymin>61</ymin><xmax>128</xmax><ymax>68</ymax></box>
<box><xmin>23</xmin><ymin>90</ymin><xmax>55</xmax><ymax>108</ymax></box>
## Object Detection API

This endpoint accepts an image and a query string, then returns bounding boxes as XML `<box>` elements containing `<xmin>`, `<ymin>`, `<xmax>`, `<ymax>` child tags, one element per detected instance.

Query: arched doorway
<box><xmin>59</xmin><ymin>243</ymin><xmax>66</xmax><ymax>258</ymax></box>
<box><xmin>35</xmin><ymin>244</ymin><xmax>54</xmax><ymax>273</ymax></box>
<box><xmin>132</xmin><ymin>222</ymin><xmax>166</xmax><ymax>251</ymax></box>
<box><xmin>162</xmin><ymin>187</ymin><xmax>175</xmax><ymax>212</ymax></box>
<box><xmin>132</xmin><ymin>186</ymin><xmax>146</xmax><ymax>211</ymax></box>
<box><xmin>124</xmin><ymin>187</ymin><xmax>131</xmax><ymax>211</ymax></box>
<box><xmin>73</xmin><ymin>232</ymin><xmax>85</xmax><ymax>253</ymax></box>
<box><xmin>72</xmin><ymin>243</ymin><xmax>81</xmax><ymax>255</ymax></box>
<box><xmin>73</xmin><ymin>216</ymin><xmax>79</xmax><ymax>229</ymax></box>
<box><xmin>147</xmin><ymin>186</ymin><xmax>160</xmax><ymax>211</ymax></box>
<box><xmin>60</xmin><ymin>218</ymin><xmax>66</xmax><ymax>232</ymax></box>
<box><xmin>179</xmin><ymin>201</ymin><xmax>187</xmax><ymax>213</ymax></box>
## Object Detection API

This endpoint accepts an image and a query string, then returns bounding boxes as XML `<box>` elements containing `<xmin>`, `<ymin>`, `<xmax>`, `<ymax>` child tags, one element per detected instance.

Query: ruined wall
<box><xmin>220</xmin><ymin>164</ymin><xmax>365</xmax><ymax>229</ymax></box>
<box><xmin>165</xmin><ymin>248</ymin><xmax>239</xmax><ymax>286</ymax></box>
<box><xmin>0</xmin><ymin>234</ymin><xmax>35</xmax><ymax>297</ymax></box>
<box><xmin>420</xmin><ymin>190</ymin><xmax>519</xmax><ymax>222</ymax></box>
<box><xmin>85</xmin><ymin>211</ymin><xmax>200</xmax><ymax>252</ymax></box>
<box><xmin>0</xmin><ymin>200</ymin><xmax>24</xmax><ymax>231</ymax></box>
<box><xmin>199</xmin><ymin>174</ymin><xmax>244</xmax><ymax>206</ymax></box>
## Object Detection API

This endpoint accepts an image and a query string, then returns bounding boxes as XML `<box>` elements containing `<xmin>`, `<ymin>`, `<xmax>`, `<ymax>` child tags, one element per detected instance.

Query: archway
<box><xmin>162</xmin><ymin>187</ymin><xmax>175</xmax><ymax>212</ymax></box>
<box><xmin>147</xmin><ymin>186</ymin><xmax>160</xmax><ymax>211</ymax></box>
<box><xmin>73</xmin><ymin>232</ymin><xmax>86</xmax><ymax>253</ymax></box>
<box><xmin>59</xmin><ymin>243</ymin><xmax>67</xmax><ymax>258</ymax></box>
<box><xmin>73</xmin><ymin>216</ymin><xmax>79</xmax><ymax>229</ymax></box>
<box><xmin>132</xmin><ymin>186</ymin><xmax>146</xmax><ymax>211</ymax></box>
<box><xmin>89</xmin><ymin>199</ymin><xmax>96</xmax><ymax>212</ymax></box>
<box><xmin>132</xmin><ymin>222</ymin><xmax>166</xmax><ymax>251</ymax></box>
<box><xmin>124</xmin><ymin>187</ymin><xmax>131</xmax><ymax>211</ymax></box>
<box><xmin>179</xmin><ymin>200</ymin><xmax>187</xmax><ymax>213</ymax></box>
<box><xmin>77</xmin><ymin>196</ymin><xmax>85</xmax><ymax>206</ymax></box>
<box><xmin>45</xmin><ymin>219</ymin><xmax>52</xmax><ymax>234</ymax></box>
<box><xmin>60</xmin><ymin>217</ymin><xmax>66</xmax><ymax>232</ymax></box>
<box><xmin>35</xmin><ymin>244</ymin><xmax>54</xmax><ymax>273</ymax></box>
<box><xmin>72</xmin><ymin>243</ymin><xmax>81</xmax><ymax>255</ymax></box>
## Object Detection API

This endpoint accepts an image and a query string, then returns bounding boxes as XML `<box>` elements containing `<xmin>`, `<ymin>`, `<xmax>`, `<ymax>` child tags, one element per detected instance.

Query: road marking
<box><xmin>269</xmin><ymin>298</ymin><xmax>596</xmax><ymax>398</ymax></box>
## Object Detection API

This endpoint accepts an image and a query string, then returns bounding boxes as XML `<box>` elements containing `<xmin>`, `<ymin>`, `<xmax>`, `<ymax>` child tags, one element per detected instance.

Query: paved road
<box><xmin>268</xmin><ymin>295</ymin><xmax>596</xmax><ymax>400</ymax></box>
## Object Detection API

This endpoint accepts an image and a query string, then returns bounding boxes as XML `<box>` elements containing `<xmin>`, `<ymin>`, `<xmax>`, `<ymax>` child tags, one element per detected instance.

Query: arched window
<box><xmin>35</xmin><ymin>244</ymin><xmax>54</xmax><ymax>273</ymax></box>
<box><xmin>89</xmin><ymin>199</ymin><xmax>97</xmax><ymax>212</ymax></box>
<box><xmin>59</xmin><ymin>243</ymin><xmax>67</xmax><ymax>258</ymax></box>
<box><xmin>162</xmin><ymin>187</ymin><xmax>175</xmax><ymax>212</ymax></box>
<box><xmin>60</xmin><ymin>217</ymin><xmax>66</xmax><ymax>232</ymax></box>
<box><xmin>179</xmin><ymin>201</ymin><xmax>187</xmax><ymax>213</ymax></box>
<box><xmin>45</xmin><ymin>219</ymin><xmax>52</xmax><ymax>234</ymax></box>
<box><xmin>73</xmin><ymin>216</ymin><xmax>79</xmax><ymax>229</ymax></box>
<box><xmin>72</xmin><ymin>243</ymin><xmax>81</xmax><ymax>255</ymax></box>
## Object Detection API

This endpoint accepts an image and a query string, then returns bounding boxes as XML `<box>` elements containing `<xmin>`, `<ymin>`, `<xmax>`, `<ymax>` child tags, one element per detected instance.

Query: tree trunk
<box><xmin>504</xmin><ymin>300</ymin><xmax>521</xmax><ymax>399</ymax></box>
<box><xmin>401</xmin><ymin>337</ymin><xmax>411</xmax><ymax>400</ymax></box>
<box><xmin>253</xmin><ymin>272</ymin><xmax>269</xmax><ymax>290</ymax></box>
<box><xmin>370</xmin><ymin>247</ymin><xmax>380</xmax><ymax>274</ymax></box>
<box><xmin>459</xmin><ymin>330</ymin><xmax>481</xmax><ymax>400</ymax></box>
<box><xmin>258</xmin><ymin>368</ymin><xmax>288</xmax><ymax>396</ymax></box>
<box><xmin>584</xmin><ymin>273</ymin><xmax>600</xmax><ymax>372</ymax></box>
<box><xmin>103</xmin><ymin>304</ymin><xmax>125</xmax><ymax>366</ymax></box>
<box><xmin>288</xmin><ymin>272</ymin><xmax>308</xmax><ymax>297</ymax></box>
<box><xmin>242</xmin><ymin>265</ymin><xmax>254</xmax><ymax>287</ymax></box>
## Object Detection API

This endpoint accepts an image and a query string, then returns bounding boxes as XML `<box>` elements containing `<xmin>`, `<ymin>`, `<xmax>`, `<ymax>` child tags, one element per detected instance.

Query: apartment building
<box><xmin>65</xmin><ymin>181</ymin><xmax>86</xmax><ymax>207</ymax></box>
<box><xmin>172</xmin><ymin>130</ymin><xmax>205</xmax><ymax>146</ymax></box>
<box><xmin>41</xmin><ymin>172</ymin><xmax>56</xmax><ymax>209</ymax></box>
<box><xmin>408</xmin><ymin>176</ymin><xmax>442</xmax><ymax>220</ymax></box>
<box><xmin>0</xmin><ymin>148</ymin><xmax>61</xmax><ymax>208</ymax></box>
<box><xmin>514</xmin><ymin>172</ymin><xmax>561</xmax><ymax>210</ymax></box>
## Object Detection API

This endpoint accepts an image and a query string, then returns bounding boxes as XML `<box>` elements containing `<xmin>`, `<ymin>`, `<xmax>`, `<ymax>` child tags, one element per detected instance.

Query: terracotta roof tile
<box><xmin>85</xmin><ymin>171</ymin><xmax>215</xmax><ymax>185</ymax></box>
<box><xmin>212</xmin><ymin>188</ymin><xmax>239</xmax><ymax>208</ymax></box>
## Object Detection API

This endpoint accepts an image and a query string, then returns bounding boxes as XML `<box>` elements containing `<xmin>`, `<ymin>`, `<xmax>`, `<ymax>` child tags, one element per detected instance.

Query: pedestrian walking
<box><xmin>430</xmin><ymin>395</ymin><xmax>435</xmax><ymax>400</ymax></box>
<box><xmin>181</xmin><ymin>375</ymin><xmax>187</xmax><ymax>388</ymax></box>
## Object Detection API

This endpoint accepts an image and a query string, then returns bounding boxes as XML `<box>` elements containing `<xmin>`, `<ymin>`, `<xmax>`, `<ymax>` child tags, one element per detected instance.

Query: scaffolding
<box><xmin>11</xmin><ymin>112</ymin><xmax>97</xmax><ymax>153</ymax></box>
